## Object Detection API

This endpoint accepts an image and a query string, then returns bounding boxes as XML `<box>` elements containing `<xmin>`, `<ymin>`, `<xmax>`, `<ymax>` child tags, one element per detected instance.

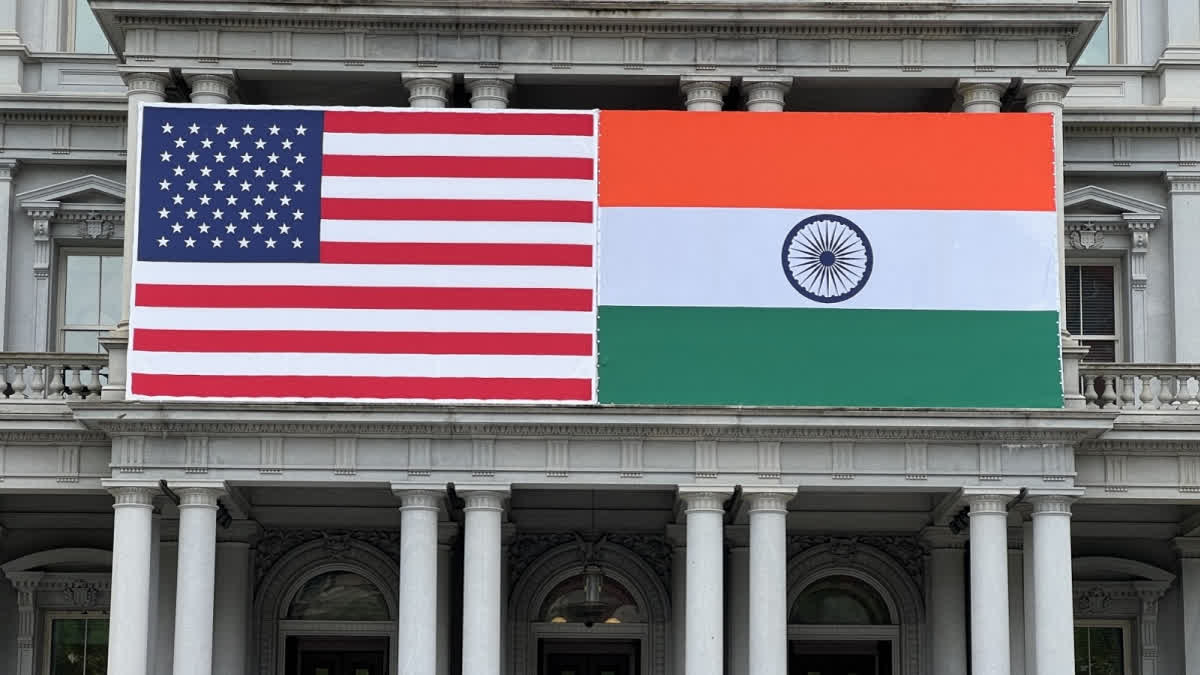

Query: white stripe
<box><xmin>322</xmin><ymin>176</ymin><xmax>595</xmax><ymax>202</ymax></box>
<box><xmin>598</xmin><ymin>207</ymin><xmax>1058</xmax><ymax>311</ymax></box>
<box><xmin>133</xmin><ymin>261</ymin><xmax>594</xmax><ymax>289</ymax></box>
<box><xmin>130</xmin><ymin>307</ymin><xmax>595</xmax><ymax>333</ymax></box>
<box><xmin>129</xmin><ymin>351</ymin><xmax>593</xmax><ymax>379</ymax></box>
<box><xmin>320</xmin><ymin>220</ymin><xmax>595</xmax><ymax>245</ymax></box>
<box><xmin>323</xmin><ymin>133</ymin><xmax>595</xmax><ymax>158</ymax></box>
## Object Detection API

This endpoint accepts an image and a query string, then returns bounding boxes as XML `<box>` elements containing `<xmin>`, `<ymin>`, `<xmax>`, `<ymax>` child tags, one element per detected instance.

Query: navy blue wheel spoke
<box><xmin>781</xmin><ymin>214</ymin><xmax>873</xmax><ymax>304</ymax></box>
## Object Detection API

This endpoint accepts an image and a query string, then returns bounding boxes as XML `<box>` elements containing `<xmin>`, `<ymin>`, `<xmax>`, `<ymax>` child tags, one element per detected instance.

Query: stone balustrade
<box><xmin>1079</xmin><ymin>363</ymin><xmax>1200</xmax><ymax>410</ymax></box>
<box><xmin>0</xmin><ymin>353</ymin><xmax>108</xmax><ymax>400</ymax></box>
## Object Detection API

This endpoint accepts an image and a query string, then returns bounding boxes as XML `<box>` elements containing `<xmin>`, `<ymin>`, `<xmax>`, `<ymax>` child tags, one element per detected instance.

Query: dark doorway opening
<box><xmin>286</xmin><ymin>636</ymin><xmax>388</xmax><ymax>675</ymax></box>
<box><xmin>540</xmin><ymin>639</ymin><xmax>639</xmax><ymax>675</ymax></box>
<box><xmin>789</xmin><ymin>640</ymin><xmax>892</xmax><ymax>675</ymax></box>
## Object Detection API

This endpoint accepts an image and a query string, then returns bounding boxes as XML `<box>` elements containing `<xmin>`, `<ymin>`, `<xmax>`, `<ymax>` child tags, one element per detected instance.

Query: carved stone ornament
<box><xmin>1068</xmin><ymin>223</ymin><xmax>1105</xmax><ymax>249</ymax></box>
<box><xmin>789</xmin><ymin>534</ymin><xmax>926</xmax><ymax>587</ymax></box>
<box><xmin>77</xmin><ymin>212</ymin><xmax>115</xmax><ymax>239</ymax></box>
<box><xmin>62</xmin><ymin>579</ymin><xmax>100</xmax><ymax>608</ymax></box>
<box><xmin>508</xmin><ymin>532</ymin><xmax>672</xmax><ymax>590</ymax></box>
<box><xmin>1076</xmin><ymin>586</ymin><xmax>1112</xmax><ymax>613</ymax></box>
<box><xmin>253</xmin><ymin>528</ymin><xmax>401</xmax><ymax>583</ymax></box>
<box><xmin>508</xmin><ymin>533</ymin><xmax>580</xmax><ymax>582</ymax></box>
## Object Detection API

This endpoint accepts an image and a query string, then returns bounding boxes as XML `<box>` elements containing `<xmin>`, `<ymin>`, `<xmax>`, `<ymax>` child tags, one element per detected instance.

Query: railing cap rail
<box><xmin>1079</xmin><ymin>362</ymin><xmax>1200</xmax><ymax>372</ymax></box>
<box><xmin>0</xmin><ymin>352</ymin><xmax>109</xmax><ymax>365</ymax></box>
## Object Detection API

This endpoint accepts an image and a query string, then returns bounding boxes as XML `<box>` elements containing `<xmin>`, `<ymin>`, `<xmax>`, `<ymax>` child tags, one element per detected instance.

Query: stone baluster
<box><xmin>66</xmin><ymin>366</ymin><xmax>83</xmax><ymax>400</ymax></box>
<box><xmin>1138</xmin><ymin>376</ymin><xmax>1156</xmax><ymax>409</ymax></box>
<box><xmin>1183</xmin><ymin>377</ymin><xmax>1200</xmax><ymax>408</ymax></box>
<box><xmin>47</xmin><ymin>366</ymin><xmax>63</xmax><ymax>399</ymax></box>
<box><xmin>1120</xmin><ymin>375</ymin><xmax>1138</xmax><ymax>409</ymax></box>
<box><xmin>1084</xmin><ymin>376</ymin><xmax>1099</xmax><ymax>409</ymax></box>
<box><xmin>27</xmin><ymin>365</ymin><xmax>44</xmax><ymax>399</ymax></box>
<box><xmin>1100</xmin><ymin>375</ymin><xmax>1118</xmax><ymax>408</ymax></box>
<box><xmin>1158</xmin><ymin>375</ymin><xmax>1176</xmax><ymax>409</ymax></box>
<box><xmin>10</xmin><ymin>363</ymin><xmax>24</xmax><ymax>398</ymax></box>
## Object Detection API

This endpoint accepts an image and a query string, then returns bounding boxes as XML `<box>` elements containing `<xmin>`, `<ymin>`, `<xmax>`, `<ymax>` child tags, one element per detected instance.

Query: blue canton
<box><xmin>137</xmin><ymin>106</ymin><xmax>325</xmax><ymax>263</ymax></box>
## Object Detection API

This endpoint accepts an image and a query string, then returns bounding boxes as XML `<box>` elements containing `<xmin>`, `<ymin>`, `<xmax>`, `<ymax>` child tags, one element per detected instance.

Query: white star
<box><xmin>292</xmin><ymin>210</ymin><xmax>304</xmax><ymax>220</ymax></box>
<box><xmin>238</xmin><ymin>237</ymin><xmax>250</xmax><ymax>248</ymax></box>
<box><xmin>295</xmin><ymin>125</ymin><xmax>307</xmax><ymax>136</ymax></box>
<box><xmin>186</xmin><ymin>152</ymin><xmax>199</xmax><ymax>163</ymax></box>
<box><xmin>213</xmin><ymin>152</ymin><xmax>226</xmax><ymax>163</ymax></box>
<box><xmin>158</xmin><ymin>179</ymin><xmax>171</xmax><ymax>190</ymax></box>
<box><xmin>292</xmin><ymin>237</ymin><xmax>303</xmax><ymax>248</ymax></box>
<box><xmin>268</xmin><ymin>125</ymin><xmax>280</xmax><ymax>135</ymax></box>
<box><xmin>281</xmin><ymin>139</ymin><xmax>293</xmax><ymax>150</ymax></box>
<box><xmin>226</xmin><ymin>167</ymin><xmax>239</xmax><ymax>177</ymax></box>
<box><xmin>200</xmin><ymin>166</ymin><xmax>212</xmax><ymax>177</ymax></box>
<box><xmin>212</xmin><ymin>209</ymin><xmax>224</xmax><ymax>220</ymax></box>
<box><xmin>172</xmin><ymin>166</ymin><xmax>185</xmax><ymax>176</ymax></box>
<box><xmin>211</xmin><ymin>237</ymin><xmax>223</xmax><ymax>248</ymax></box>
<box><xmin>294</xmin><ymin>153</ymin><xmax>306</xmax><ymax>164</ymax></box>
<box><xmin>226</xmin><ymin>195</ymin><xmax>238</xmax><ymax>205</ymax></box>
<box><xmin>185</xmin><ymin>208</ymin><xmax>197</xmax><ymax>219</ymax></box>
<box><xmin>172</xmin><ymin>194</ymin><xmax>184</xmax><ymax>205</ymax></box>
<box><xmin>157</xmin><ymin>236</ymin><xmax>169</xmax><ymax>247</ymax></box>
<box><xmin>174</xmin><ymin>137</ymin><xmax>186</xmax><ymax>148</ymax></box>
<box><xmin>293</xmin><ymin>182</ymin><xmax>305</xmax><ymax>192</ymax></box>
<box><xmin>159</xmin><ymin>150</ymin><xmax>172</xmax><ymax>162</ymax></box>
<box><xmin>253</xmin><ymin>196</ymin><xmax>265</xmax><ymax>206</ymax></box>
<box><xmin>241</xmin><ymin>153</ymin><xmax>252</xmax><ymax>163</ymax></box>
<box><xmin>184</xmin><ymin>236</ymin><xmax>196</xmax><ymax>247</ymax></box>
<box><xmin>188</xmin><ymin>123</ymin><xmax>200</xmax><ymax>134</ymax></box>
<box><xmin>225</xmin><ymin>223</ymin><xmax>237</xmax><ymax>234</ymax></box>
<box><xmin>171</xmin><ymin>223</ymin><xmax>183</xmax><ymax>233</ymax></box>
<box><xmin>198</xmin><ymin>223</ymin><xmax>210</xmax><ymax>233</ymax></box>
<box><xmin>186</xmin><ymin>180</ymin><xmax>198</xmax><ymax>191</ymax></box>
<box><xmin>215</xmin><ymin>124</ymin><xmax>227</xmax><ymax>135</ymax></box>
<box><xmin>213</xmin><ymin>180</ymin><xmax>225</xmax><ymax>191</ymax></box>
<box><xmin>239</xmin><ymin>209</ymin><xmax>251</xmax><ymax>220</ymax></box>
<box><xmin>267</xmin><ymin>153</ymin><xmax>279</xmax><ymax>164</ymax></box>
<box><xmin>201</xmin><ymin>138</ymin><xmax>213</xmax><ymax>149</ymax></box>
<box><xmin>161</xmin><ymin>122</ymin><xmax>174</xmax><ymax>134</ymax></box>
<box><xmin>279</xmin><ymin>196</ymin><xmax>292</xmax><ymax>206</ymax></box>
<box><xmin>266</xmin><ymin>181</ymin><xmax>279</xmax><ymax>192</ymax></box>
<box><xmin>254</xmin><ymin>139</ymin><xmax>266</xmax><ymax>150</ymax></box>
<box><xmin>158</xmin><ymin>207</ymin><xmax>170</xmax><ymax>219</ymax></box>
<box><xmin>240</xmin><ymin>181</ymin><xmax>251</xmax><ymax>192</ymax></box>
<box><xmin>265</xmin><ymin>237</ymin><xmax>277</xmax><ymax>248</ymax></box>
<box><xmin>253</xmin><ymin>167</ymin><xmax>266</xmax><ymax>178</ymax></box>
<box><xmin>278</xmin><ymin>223</ymin><xmax>291</xmax><ymax>234</ymax></box>
<box><xmin>241</xmin><ymin>124</ymin><xmax>254</xmax><ymax>135</ymax></box>
<box><xmin>228</xmin><ymin>138</ymin><xmax>240</xmax><ymax>149</ymax></box>
<box><xmin>252</xmin><ymin>223</ymin><xmax>264</xmax><ymax>234</ymax></box>
<box><xmin>280</xmin><ymin>167</ymin><xmax>293</xmax><ymax>178</ymax></box>
<box><xmin>266</xmin><ymin>209</ymin><xmax>278</xmax><ymax>220</ymax></box>
<box><xmin>198</xmin><ymin>195</ymin><xmax>212</xmax><ymax>205</ymax></box>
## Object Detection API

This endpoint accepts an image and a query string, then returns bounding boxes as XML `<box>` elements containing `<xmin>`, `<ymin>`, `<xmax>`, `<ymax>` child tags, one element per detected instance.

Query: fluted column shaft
<box><xmin>680</xmin><ymin>77</ymin><xmax>729</xmax><ymax>112</ymax></box>
<box><xmin>398</xmin><ymin>489</ymin><xmax>442</xmax><ymax>675</ymax></box>
<box><xmin>748</xmin><ymin>492</ymin><xmax>790</xmax><ymax>675</ymax></box>
<box><xmin>1030</xmin><ymin>493</ymin><xmax>1078</xmax><ymax>675</ymax></box>
<box><xmin>681</xmin><ymin>489</ymin><xmax>730</xmax><ymax>675</ymax></box>
<box><xmin>461</xmin><ymin>489</ymin><xmax>507</xmax><ymax>675</ymax></box>
<box><xmin>466</xmin><ymin>76</ymin><xmax>513</xmax><ymax>109</ymax></box>
<box><xmin>105</xmin><ymin>482</ymin><xmax>158</xmax><ymax>675</ymax></box>
<box><xmin>404</xmin><ymin>74</ymin><xmax>453</xmax><ymax>108</ymax></box>
<box><xmin>171</xmin><ymin>485</ymin><xmax>221</xmax><ymax>675</ymax></box>
<box><xmin>967</xmin><ymin>491</ymin><xmax>1017</xmax><ymax>675</ymax></box>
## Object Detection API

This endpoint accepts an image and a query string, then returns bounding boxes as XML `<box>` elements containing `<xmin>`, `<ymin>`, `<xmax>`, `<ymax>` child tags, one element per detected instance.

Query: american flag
<box><xmin>128</xmin><ymin>105</ymin><xmax>597</xmax><ymax>402</ymax></box>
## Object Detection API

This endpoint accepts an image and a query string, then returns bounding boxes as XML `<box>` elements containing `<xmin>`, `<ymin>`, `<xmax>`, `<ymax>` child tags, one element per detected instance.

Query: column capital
<box><xmin>680</xmin><ymin>76</ymin><xmax>730</xmax><ymax>112</ymax></box>
<box><xmin>741</xmin><ymin>76</ymin><xmax>791</xmax><ymax>112</ymax></box>
<box><xmin>678</xmin><ymin>487</ymin><xmax>734</xmax><ymax>512</ymax></box>
<box><xmin>102</xmin><ymin>479</ymin><xmax>160</xmax><ymax>506</ymax></box>
<box><xmin>743</xmin><ymin>489</ymin><xmax>794</xmax><ymax>513</ymax></box>
<box><xmin>1173</xmin><ymin>536</ymin><xmax>1200</xmax><ymax>558</ymax></box>
<box><xmin>956</xmin><ymin>78</ymin><xmax>1009</xmax><ymax>112</ymax></box>
<box><xmin>1021</xmin><ymin>80</ymin><xmax>1073</xmax><ymax>110</ymax></box>
<box><xmin>119</xmin><ymin>68</ymin><xmax>171</xmax><ymax>98</ymax></box>
<box><xmin>1026</xmin><ymin>488</ymin><xmax>1084</xmax><ymax>516</ymax></box>
<box><xmin>169</xmin><ymin>480</ymin><xmax>225</xmax><ymax>508</ymax></box>
<box><xmin>402</xmin><ymin>73</ymin><xmax>453</xmax><ymax>108</ymax></box>
<box><xmin>465</xmin><ymin>74</ymin><xmax>513</xmax><ymax>109</ymax></box>
<box><xmin>0</xmin><ymin>158</ymin><xmax>18</xmax><ymax>181</ymax></box>
<box><xmin>458</xmin><ymin>486</ymin><xmax>508</xmax><ymax>511</ymax></box>
<box><xmin>396</xmin><ymin>488</ymin><xmax>444</xmax><ymax>512</ymax></box>
<box><xmin>963</xmin><ymin>487</ymin><xmax>1021</xmax><ymax>515</ymax></box>
<box><xmin>182</xmin><ymin>69</ymin><xmax>237</xmax><ymax>104</ymax></box>
<box><xmin>1165</xmin><ymin>172</ymin><xmax>1200</xmax><ymax>193</ymax></box>
<box><xmin>920</xmin><ymin>525</ymin><xmax>967</xmax><ymax>549</ymax></box>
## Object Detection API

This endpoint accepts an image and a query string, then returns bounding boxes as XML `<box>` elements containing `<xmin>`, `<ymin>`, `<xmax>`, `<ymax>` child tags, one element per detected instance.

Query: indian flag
<box><xmin>595</xmin><ymin>111</ymin><xmax>1062</xmax><ymax>408</ymax></box>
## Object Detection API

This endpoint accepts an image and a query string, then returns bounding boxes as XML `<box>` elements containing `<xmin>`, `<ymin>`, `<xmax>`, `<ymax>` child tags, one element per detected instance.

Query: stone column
<box><xmin>923</xmin><ymin>527</ymin><xmax>968</xmax><ymax>675</ymax></box>
<box><xmin>460</xmin><ymin>488</ymin><xmax>508</xmax><ymax>675</ymax></box>
<box><xmin>396</xmin><ymin>488</ymin><xmax>443</xmax><ymax>675</ymax></box>
<box><xmin>26</xmin><ymin>204</ymin><xmax>57</xmax><ymax>351</ymax></box>
<box><xmin>957</xmin><ymin>79</ymin><xmax>1009</xmax><ymax>113</ymax></box>
<box><xmin>1175</xmin><ymin>538</ymin><xmax>1200</xmax><ymax>675</ymax></box>
<box><xmin>747</xmin><ymin>491</ymin><xmax>791</xmax><ymax>675</ymax></box>
<box><xmin>437</xmin><ymin>524</ymin><xmax>458</xmax><ymax>675</ymax></box>
<box><xmin>104</xmin><ymin>70</ymin><xmax>170</xmax><ymax>400</ymax></box>
<box><xmin>183</xmin><ymin>70</ymin><xmax>236</xmax><ymax>105</ymax></box>
<box><xmin>680</xmin><ymin>488</ymin><xmax>731</xmax><ymax>675</ymax></box>
<box><xmin>103</xmin><ymin>480</ymin><xmax>159</xmax><ymax>675</ymax></box>
<box><xmin>1008</xmin><ymin>527</ymin><xmax>1026</xmax><ymax>675</ymax></box>
<box><xmin>1021</xmin><ymin>514</ymin><xmax>1037</xmax><ymax>675</ymax></box>
<box><xmin>213</xmin><ymin>525</ymin><xmax>255</xmax><ymax>675</ymax></box>
<box><xmin>1023</xmin><ymin>81</ymin><xmax>1071</xmax><ymax>330</ymax></box>
<box><xmin>667</xmin><ymin>524</ymin><xmax>687</xmax><ymax>675</ymax></box>
<box><xmin>171</xmin><ymin>483</ymin><xmax>223</xmax><ymax>675</ymax></box>
<box><xmin>147</xmin><ymin>510</ymin><xmax>161</xmax><ymax>675</ymax></box>
<box><xmin>966</xmin><ymin>489</ymin><xmax>1019</xmax><ymax>675</ymax></box>
<box><xmin>154</xmin><ymin>536</ymin><xmax>179</xmax><ymax>675</ymax></box>
<box><xmin>404</xmin><ymin>74</ymin><xmax>454</xmax><ymax>108</ymax></box>
<box><xmin>0</xmin><ymin>159</ymin><xmax>17</xmax><ymax>349</ymax></box>
<box><xmin>466</xmin><ymin>75</ymin><xmax>513</xmax><ymax>109</ymax></box>
<box><xmin>1028</xmin><ymin>491</ymin><xmax>1081</xmax><ymax>675</ymax></box>
<box><xmin>742</xmin><ymin>77</ymin><xmax>791</xmax><ymax>112</ymax></box>
<box><xmin>726</xmin><ymin>536</ymin><xmax>749</xmax><ymax>675</ymax></box>
<box><xmin>1165</xmin><ymin>173</ymin><xmax>1200</xmax><ymax>360</ymax></box>
<box><xmin>680</xmin><ymin>77</ymin><xmax>730</xmax><ymax>112</ymax></box>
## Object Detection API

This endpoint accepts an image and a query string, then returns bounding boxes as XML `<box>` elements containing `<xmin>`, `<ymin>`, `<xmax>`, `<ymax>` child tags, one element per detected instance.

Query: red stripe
<box><xmin>321</xmin><ymin>155</ymin><xmax>595</xmax><ymax>179</ymax></box>
<box><xmin>135</xmin><ymin>284</ymin><xmax>592</xmax><ymax>311</ymax></box>
<box><xmin>323</xmin><ymin>111</ymin><xmax>594</xmax><ymax>136</ymax></box>
<box><xmin>130</xmin><ymin>373</ymin><xmax>593</xmax><ymax>401</ymax></box>
<box><xmin>320</xmin><ymin>242</ymin><xmax>592</xmax><ymax>267</ymax></box>
<box><xmin>321</xmin><ymin>198</ymin><xmax>593</xmax><ymax>223</ymax></box>
<box><xmin>134</xmin><ymin>329</ymin><xmax>593</xmax><ymax>355</ymax></box>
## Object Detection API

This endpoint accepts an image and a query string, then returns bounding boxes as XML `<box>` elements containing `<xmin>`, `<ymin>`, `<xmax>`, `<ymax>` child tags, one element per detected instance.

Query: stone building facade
<box><xmin>0</xmin><ymin>2</ymin><xmax>1199</xmax><ymax>675</ymax></box>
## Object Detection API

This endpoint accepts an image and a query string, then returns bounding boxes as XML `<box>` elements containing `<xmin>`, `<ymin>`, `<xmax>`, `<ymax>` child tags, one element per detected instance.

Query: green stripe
<box><xmin>597</xmin><ymin>306</ymin><xmax>1062</xmax><ymax>408</ymax></box>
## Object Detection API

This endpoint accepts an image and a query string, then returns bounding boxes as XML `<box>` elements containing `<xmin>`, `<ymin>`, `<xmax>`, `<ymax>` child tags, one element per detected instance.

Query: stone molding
<box><xmin>1165</xmin><ymin>172</ymin><xmax>1200</xmax><ymax>194</ymax></box>
<box><xmin>1071</xmin><ymin>556</ymin><xmax>1174</xmax><ymax>675</ymax></box>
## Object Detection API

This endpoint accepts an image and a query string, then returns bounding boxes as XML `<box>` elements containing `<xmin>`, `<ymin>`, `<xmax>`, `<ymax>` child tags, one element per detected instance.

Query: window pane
<box><xmin>50</xmin><ymin>619</ymin><xmax>87</xmax><ymax>675</ymax></box>
<box><xmin>64</xmin><ymin>330</ymin><xmax>102</xmax><ymax>354</ymax></box>
<box><xmin>99</xmin><ymin>255</ymin><xmax>122</xmax><ymax>326</ymax></box>
<box><xmin>1080</xmin><ymin>266</ymin><xmax>1116</xmax><ymax>334</ymax></box>
<box><xmin>1081</xmin><ymin>339</ymin><xmax>1117</xmax><ymax>362</ymax></box>
<box><xmin>84</xmin><ymin>619</ymin><xmax>109</xmax><ymax>675</ymax></box>
<box><xmin>64</xmin><ymin>256</ymin><xmax>101</xmax><ymax>325</ymax></box>
<box><xmin>1066</xmin><ymin>265</ymin><xmax>1082</xmax><ymax>334</ymax></box>
<box><xmin>74</xmin><ymin>0</ymin><xmax>111</xmax><ymax>53</ymax></box>
<box><xmin>1078</xmin><ymin>13</ymin><xmax>1111</xmax><ymax>66</ymax></box>
<box><xmin>287</xmin><ymin>571</ymin><xmax>390</xmax><ymax>621</ymax></box>
<box><xmin>1076</xmin><ymin>626</ymin><xmax>1124</xmax><ymax>675</ymax></box>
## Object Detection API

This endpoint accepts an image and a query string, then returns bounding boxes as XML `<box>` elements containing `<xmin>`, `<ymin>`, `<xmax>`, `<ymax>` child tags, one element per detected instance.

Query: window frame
<box><xmin>54</xmin><ymin>246</ymin><xmax>123</xmax><ymax>354</ymax></box>
<box><xmin>64</xmin><ymin>0</ymin><xmax>112</xmax><ymax>54</ymax></box>
<box><xmin>1065</xmin><ymin>257</ymin><xmax>1125</xmax><ymax>362</ymax></box>
<box><xmin>40</xmin><ymin>610</ymin><xmax>110</xmax><ymax>675</ymax></box>
<box><xmin>1077</xmin><ymin>1</ymin><xmax>1121</xmax><ymax>66</ymax></box>
<box><xmin>1074</xmin><ymin>619</ymin><xmax>1133</xmax><ymax>675</ymax></box>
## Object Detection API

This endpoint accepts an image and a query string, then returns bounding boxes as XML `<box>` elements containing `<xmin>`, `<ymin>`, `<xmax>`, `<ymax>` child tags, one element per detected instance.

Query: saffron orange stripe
<box><xmin>598</xmin><ymin>112</ymin><xmax>1055</xmax><ymax>212</ymax></box>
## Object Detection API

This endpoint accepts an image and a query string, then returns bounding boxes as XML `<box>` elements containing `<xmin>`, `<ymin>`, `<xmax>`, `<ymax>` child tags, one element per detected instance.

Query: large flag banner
<box><xmin>596</xmin><ymin>111</ymin><xmax>1061</xmax><ymax>408</ymax></box>
<box><xmin>128</xmin><ymin>105</ymin><xmax>1062</xmax><ymax>407</ymax></box>
<box><xmin>128</xmin><ymin>106</ymin><xmax>597</xmax><ymax>402</ymax></box>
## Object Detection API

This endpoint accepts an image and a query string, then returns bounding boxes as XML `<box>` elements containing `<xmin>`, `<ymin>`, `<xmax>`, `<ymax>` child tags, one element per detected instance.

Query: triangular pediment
<box><xmin>1064</xmin><ymin>185</ymin><xmax>1164</xmax><ymax>217</ymax></box>
<box><xmin>15</xmin><ymin>174</ymin><xmax>124</xmax><ymax>206</ymax></box>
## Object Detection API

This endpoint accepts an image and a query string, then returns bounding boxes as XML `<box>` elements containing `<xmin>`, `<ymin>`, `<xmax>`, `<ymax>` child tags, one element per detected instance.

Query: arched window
<box><xmin>286</xmin><ymin>571</ymin><xmax>390</xmax><ymax>621</ymax></box>
<box><xmin>790</xmin><ymin>575</ymin><xmax>891</xmax><ymax>625</ymax></box>
<box><xmin>539</xmin><ymin>573</ymin><xmax>643</xmax><ymax>625</ymax></box>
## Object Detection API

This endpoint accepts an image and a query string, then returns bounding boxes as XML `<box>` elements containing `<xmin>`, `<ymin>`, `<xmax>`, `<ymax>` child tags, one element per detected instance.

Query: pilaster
<box><xmin>1165</xmin><ymin>173</ymin><xmax>1200</xmax><ymax>360</ymax></box>
<box><xmin>23</xmin><ymin>202</ymin><xmax>57</xmax><ymax>351</ymax></box>
<box><xmin>403</xmin><ymin>73</ymin><xmax>454</xmax><ymax>108</ymax></box>
<box><xmin>465</xmin><ymin>75</ymin><xmax>513</xmax><ymax>109</ymax></box>
<box><xmin>1175</xmin><ymin>537</ymin><xmax>1200</xmax><ymax>675</ymax></box>
<box><xmin>922</xmin><ymin>526</ymin><xmax>968</xmax><ymax>675</ymax></box>
<box><xmin>0</xmin><ymin>158</ymin><xmax>17</xmax><ymax>350</ymax></box>
<box><xmin>680</xmin><ymin>76</ymin><xmax>729</xmax><ymax>112</ymax></box>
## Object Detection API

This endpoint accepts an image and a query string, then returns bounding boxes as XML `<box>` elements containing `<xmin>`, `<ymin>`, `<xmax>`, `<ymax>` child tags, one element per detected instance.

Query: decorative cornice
<box><xmin>0</xmin><ymin>111</ymin><xmax>125</xmax><ymax>124</ymax></box>
<box><xmin>0</xmin><ymin>430</ymin><xmax>107</xmax><ymax>443</ymax></box>
<box><xmin>1166</xmin><ymin>172</ymin><xmax>1200</xmax><ymax>194</ymax></box>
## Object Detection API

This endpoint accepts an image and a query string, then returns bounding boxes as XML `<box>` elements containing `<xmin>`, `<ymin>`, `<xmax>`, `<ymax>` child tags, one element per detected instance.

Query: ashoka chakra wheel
<box><xmin>781</xmin><ymin>214</ymin><xmax>873</xmax><ymax>303</ymax></box>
